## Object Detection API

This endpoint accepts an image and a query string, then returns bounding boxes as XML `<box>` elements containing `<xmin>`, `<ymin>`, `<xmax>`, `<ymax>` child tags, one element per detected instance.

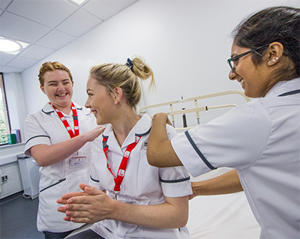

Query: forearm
<box><xmin>111</xmin><ymin>197</ymin><xmax>189</xmax><ymax>228</ymax></box>
<box><xmin>192</xmin><ymin>169</ymin><xmax>243</xmax><ymax>196</ymax></box>
<box><xmin>31</xmin><ymin>134</ymin><xmax>89</xmax><ymax>166</ymax></box>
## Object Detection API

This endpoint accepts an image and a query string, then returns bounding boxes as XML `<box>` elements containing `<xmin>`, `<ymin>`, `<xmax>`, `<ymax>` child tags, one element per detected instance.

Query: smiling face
<box><xmin>228</xmin><ymin>44</ymin><xmax>269</xmax><ymax>98</ymax></box>
<box><xmin>85</xmin><ymin>77</ymin><xmax>116</xmax><ymax>125</ymax></box>
<box><xmin>40</xmin><ymin>70</ymin><xmax>73</xmax><ymax>110</ymax></box>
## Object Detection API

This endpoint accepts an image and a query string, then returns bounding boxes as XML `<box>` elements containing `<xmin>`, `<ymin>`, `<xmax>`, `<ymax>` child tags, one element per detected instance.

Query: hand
<box><xmin>188</xmin><ymin>193</ymin><xmax>196</xmax><ymax>200</ymax></box>
<box><xmin>189</xmin><ymin>181</ymin><xmax>199</xmax><ymax>200</ymax></box>
<box><xmin>57</xmin><ymin>184</ymin><xmax>116</xmax><ymax>223</ymax></box>
<box><xmin>152</xmin><ymin>113</ymin><xmax>172</xmax><ymax>126</ymax></box>
<box><xmin>82</xmin><ymin>125</ymin><xmax>105</xmax><ymax>142</ymax></box>
<box><xmin>57</xmin><ymin>184</ymin><xmax>89</xmax><ymax>206</ymax></box>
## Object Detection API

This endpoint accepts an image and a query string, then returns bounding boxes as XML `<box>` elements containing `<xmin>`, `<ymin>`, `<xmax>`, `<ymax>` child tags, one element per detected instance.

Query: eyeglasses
<box><xmin>227</xmin><ymin>45</ymin><xmax>266</xmax><ymax>72</ymax></box>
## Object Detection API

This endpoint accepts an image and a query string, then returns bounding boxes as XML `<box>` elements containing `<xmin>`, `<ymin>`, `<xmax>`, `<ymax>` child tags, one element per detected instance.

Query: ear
<box><xmin>111</xmin><ymin>87</ymin><xmax>123</xmax><ymax>104</ymax></box>
<box><xmin>40</xmin><ymin>85</ymin><xmax>45</xmax><ymax>94</ymax></box>
<box><xmin>266</xmin><ymin>42</ymin><xmax>284</xmax><ymax>66</ymax></box>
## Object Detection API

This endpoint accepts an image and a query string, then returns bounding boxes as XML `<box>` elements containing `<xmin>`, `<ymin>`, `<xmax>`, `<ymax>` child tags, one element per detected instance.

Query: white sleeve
<box><xmin>159</xmin><ymin>125</ymin><xmax>192</xmax><ymax>197</ymax></box>
<box><xmin>24</xmin><ymin>114</ymin><xmax>51</xmax><ymax>156</ymax></box>
<box><xmin>171</xmin><ymin>102</ymin><xmax>272</xmax><ymax>177</ymax></box>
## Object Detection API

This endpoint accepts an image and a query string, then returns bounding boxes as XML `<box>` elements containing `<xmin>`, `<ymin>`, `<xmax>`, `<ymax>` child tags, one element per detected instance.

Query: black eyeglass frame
<box><xmin>227</xmin><ymin>45</ymin><xmax>267</xmax><ymax>72</ymax></box>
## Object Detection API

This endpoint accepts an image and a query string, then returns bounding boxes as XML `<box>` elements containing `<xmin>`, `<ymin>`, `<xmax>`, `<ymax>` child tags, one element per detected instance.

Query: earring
<box><xmin>268</xmin><ymin>57</ymin><xmax>279</xmax><ymax>65</ymax></box>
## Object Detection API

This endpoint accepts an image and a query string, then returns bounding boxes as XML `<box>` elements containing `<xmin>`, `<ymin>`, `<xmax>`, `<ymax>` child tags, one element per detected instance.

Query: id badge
<box><xmin>69</xmin><ymin>151</ymin><xmax>87</xmax><ymax>169</ymax></box>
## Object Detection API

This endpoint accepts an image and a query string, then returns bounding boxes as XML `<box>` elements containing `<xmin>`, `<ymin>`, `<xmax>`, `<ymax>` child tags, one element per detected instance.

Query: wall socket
<box><xmin>1</xmin><ymin>175</ymin><xmax>8</xmax><ymax>183</ymax></box>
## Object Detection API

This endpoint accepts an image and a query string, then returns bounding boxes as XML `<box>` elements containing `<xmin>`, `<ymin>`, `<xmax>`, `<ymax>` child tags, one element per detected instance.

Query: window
<box><xmin>0</xmin><ymin>73</ymin><xmax>11</xmax><ymax>145</ymax></box>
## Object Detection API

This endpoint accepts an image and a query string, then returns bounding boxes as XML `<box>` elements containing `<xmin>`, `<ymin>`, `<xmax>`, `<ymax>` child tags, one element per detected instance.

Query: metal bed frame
<box><xmin>139</xmin><ymin>90</ymin><xmax>250</xmax><ymax>130</ymax></box>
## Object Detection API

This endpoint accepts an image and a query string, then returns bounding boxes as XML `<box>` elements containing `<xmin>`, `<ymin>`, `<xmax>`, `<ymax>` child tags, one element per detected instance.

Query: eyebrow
<box><xmin>47</xmin><ymin>81</ymin><xmax>57</xmax><ymax>84</ymax></box>
<box><xmin>47</xmin><ymin>79</ymin><xmax>70</xmax><ymax>84</ymax></box>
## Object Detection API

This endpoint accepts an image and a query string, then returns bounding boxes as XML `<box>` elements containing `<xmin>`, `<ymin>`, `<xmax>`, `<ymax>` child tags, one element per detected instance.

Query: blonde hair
<box><xmin>38</xmin><ymin>61</ymin><xmax>73</xmax><ymax>86</ymax></box>
<box><xmin>90</xmin><ymin>57</ymin><xmax>154</xmax><ymax>109</ymax></box>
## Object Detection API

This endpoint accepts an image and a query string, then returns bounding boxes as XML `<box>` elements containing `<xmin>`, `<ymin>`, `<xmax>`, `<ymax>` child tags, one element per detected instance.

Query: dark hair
<box><xmin>38</xmin><ymin>61</ymin><xmax>73</xmax><ymax>86</ymax></box>
<box><xmin>233</xmin><ymin>6</ymin><xmax>300</xmax><ymax>78</ymax></box>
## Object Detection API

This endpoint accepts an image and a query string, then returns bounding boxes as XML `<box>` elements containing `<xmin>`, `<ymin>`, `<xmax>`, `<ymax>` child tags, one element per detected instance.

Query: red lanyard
<box><xmin>50</xmin><ymin>102</ymin><xmax>79</xmax><ymax>138</ymax></box>
<box><xmin>102</xmin><ymin>135</ymin><xmax>141</xmax><ymax>193</ymax></box>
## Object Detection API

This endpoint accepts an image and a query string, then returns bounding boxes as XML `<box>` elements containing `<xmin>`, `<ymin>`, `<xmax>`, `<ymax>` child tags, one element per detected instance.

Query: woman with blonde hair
<box><xmin>57</xmin><ymin>58</ymin><xmax>192</xmax><ymax>239</ymax></box>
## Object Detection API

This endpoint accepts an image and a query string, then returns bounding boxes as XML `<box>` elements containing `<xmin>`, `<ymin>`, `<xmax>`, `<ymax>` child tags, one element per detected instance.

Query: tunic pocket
<box><xmin>40</xmin><ymin>178</ymin><xmax>66</xmax><ymax>193</ymax></box>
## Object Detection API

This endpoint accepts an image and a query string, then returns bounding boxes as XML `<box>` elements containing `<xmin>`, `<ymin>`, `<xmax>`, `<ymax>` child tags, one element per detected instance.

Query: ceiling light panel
<box><xmin>69</xmin><ymin>0</ymin><xmax>87</xmax><ymax>5</ymax></box>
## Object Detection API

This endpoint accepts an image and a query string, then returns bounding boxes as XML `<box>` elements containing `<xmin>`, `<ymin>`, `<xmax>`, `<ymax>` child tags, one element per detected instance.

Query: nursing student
<box><xmin>24</xmin><ymin>62</ymin><xmax>105</xmax><ymax>239</ymax></box>
<box><xmin>57</xmin><ymin>58</ymin><xmax>192</xmax><ymax>239</ymax></box>
<box><xmin>147</xmin><ymin>6</ymin><xmax>300</xmax><ymax>239</ymax></box>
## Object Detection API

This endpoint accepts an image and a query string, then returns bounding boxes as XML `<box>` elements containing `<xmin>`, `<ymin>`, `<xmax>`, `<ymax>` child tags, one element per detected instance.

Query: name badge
<box><xmin>69</xmin><ymin>151</ymin><xmax>87</xmax><ymax>169</ymax></box>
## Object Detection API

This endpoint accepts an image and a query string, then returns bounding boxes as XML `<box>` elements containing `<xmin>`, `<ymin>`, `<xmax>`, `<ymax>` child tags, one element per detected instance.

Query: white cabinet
<box><xmin>17</xmin><ymin>154</ymin><xmax>40</xmax><ymax>199</ymax></box>
<box><xmin>0</xmin><ymin>162</ymin><xmax>23</xmax><ymax>199</ymax></box>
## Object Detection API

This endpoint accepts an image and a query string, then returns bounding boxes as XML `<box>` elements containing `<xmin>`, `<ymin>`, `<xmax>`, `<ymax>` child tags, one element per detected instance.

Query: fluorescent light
<box><xmin>0</xmin><ymin>36</ymin><xmax>29</xmax><ymax>55</ymax></box>
<box><xmin>17</xmin><ymin>40</ymin><xmax>29</xmax><ymax>49</ymax></box>
<box><xmin>69</xmin><ymin>0</ymin><xmax>87</xmax><ymax>5</ymax></box>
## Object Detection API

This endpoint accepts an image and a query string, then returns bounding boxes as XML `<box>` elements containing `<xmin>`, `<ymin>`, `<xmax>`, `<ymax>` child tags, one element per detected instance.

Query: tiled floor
<box><xmin>0</xmin><ymin>192</ymin><xmax>43</xmax><ymax>239</ymax></box>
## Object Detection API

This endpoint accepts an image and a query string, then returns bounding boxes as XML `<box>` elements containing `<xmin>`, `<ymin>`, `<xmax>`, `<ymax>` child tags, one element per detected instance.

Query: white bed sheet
<box><xmin>187</xmin><ymin>169</ymin><xmax>261</xmax><ymax>239</ymax></box>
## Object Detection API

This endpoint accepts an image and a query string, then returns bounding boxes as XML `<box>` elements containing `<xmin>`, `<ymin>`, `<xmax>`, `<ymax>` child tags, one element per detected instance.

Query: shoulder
<box><xmin>214</xmin><ymin>100</ymin><xmax>271</xmax><ymax>129</ymax></box>
<box><xmin>185</xmin><ymin>100</ymin><xmax>272</xmax><ymax>150</ymax></box>
<box><xmin>25</xmin><ymin>108</ymin><xmax>45</xmax><ymax>123</ymax></box>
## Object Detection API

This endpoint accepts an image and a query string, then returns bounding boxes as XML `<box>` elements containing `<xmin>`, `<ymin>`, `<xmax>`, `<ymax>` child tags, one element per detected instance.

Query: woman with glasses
<box><xmin>147</xmin><ymin>6</ymin><xmax>300</xmax><ymax>239</ymax></box>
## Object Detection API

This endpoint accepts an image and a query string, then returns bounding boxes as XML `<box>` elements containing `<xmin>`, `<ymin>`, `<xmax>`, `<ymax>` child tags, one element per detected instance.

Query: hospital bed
<box><xmin>139</xmin><ymin>90</ymin><xmax>261</xmax><ymax>239</ymax></box>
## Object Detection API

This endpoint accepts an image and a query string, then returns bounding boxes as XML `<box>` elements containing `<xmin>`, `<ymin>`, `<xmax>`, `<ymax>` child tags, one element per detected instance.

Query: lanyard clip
<box><xmin>114</xmin><ymin>191</ymin><xmax>119</xmax><ymax>200</ymax></box>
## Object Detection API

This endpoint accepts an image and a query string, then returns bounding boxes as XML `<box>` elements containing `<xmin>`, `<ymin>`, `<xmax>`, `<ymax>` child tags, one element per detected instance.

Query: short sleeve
<box><xmin>159</xmin><ymin>124</ymin><xmax>192</xmax><ymax>197</ymax></box>
<box><xmin>24</xmin><ymin>114</ymin><xmax>51</xmax><ymax>156</ymax></box>
<box><xmin>171</xmin><ymin>102</ymin><xmax>271</xmax><ymax>177</ymax></box>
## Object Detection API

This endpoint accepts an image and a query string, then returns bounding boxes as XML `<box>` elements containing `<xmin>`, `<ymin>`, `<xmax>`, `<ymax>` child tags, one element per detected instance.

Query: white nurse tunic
<box><xmin>89</xmin><ymin>114</ymin><xmax>192</xmax><ymax>239</ymax></box>
<box><xmin>24</xmin><ymin>102</ymin><xmax>97</xmax><ymax>232</ymax></box>
<box><xmin>171</xmin><ymin>78</ymin><xmax>300</xmax><ymax>239</ymax></box>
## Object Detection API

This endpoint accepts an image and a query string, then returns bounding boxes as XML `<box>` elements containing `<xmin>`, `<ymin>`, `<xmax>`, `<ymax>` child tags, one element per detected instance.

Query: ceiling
<box><xmin>0</xmin><ymin>0</ymin><xmax>137</xmax><ymax>73</ymax></box>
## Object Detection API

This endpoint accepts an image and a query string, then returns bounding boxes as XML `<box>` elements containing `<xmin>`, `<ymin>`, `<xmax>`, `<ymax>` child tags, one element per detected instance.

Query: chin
<box><xmin>244</xmin><ymin>90</ymin><xmax>261</xmax><ymax>98</ymax></box>
<box><xmin>96</xmin><ymin>118</ymin><xmax>106</xmax><ymax>125</ymax></box>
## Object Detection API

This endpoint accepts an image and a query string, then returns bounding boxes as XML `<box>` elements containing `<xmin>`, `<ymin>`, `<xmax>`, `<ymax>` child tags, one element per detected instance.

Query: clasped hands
<box><xmin>57</xmin><ymin>184</ymin><xmax>116</xmax><ymax>224</ymax></box>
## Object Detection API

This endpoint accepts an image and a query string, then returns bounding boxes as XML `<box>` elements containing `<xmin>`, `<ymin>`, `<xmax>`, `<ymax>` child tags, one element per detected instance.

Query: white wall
<box><xmin>21</xmin><ymin>0</ymin><xmax>300</xmax><ymax>114</ymax></box>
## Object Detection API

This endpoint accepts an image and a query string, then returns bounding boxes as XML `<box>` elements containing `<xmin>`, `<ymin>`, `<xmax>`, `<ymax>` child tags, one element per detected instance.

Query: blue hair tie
<box><xmin>125</xmin><ymin>58</ymin><xmax>133</xmax><ymax>70</ymax></box>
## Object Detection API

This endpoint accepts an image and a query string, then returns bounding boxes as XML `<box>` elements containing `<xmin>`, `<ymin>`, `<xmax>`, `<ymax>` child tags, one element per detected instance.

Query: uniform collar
<box><xmin>41</xmin><ymin>102</ymin><xmax>83</xmax><ymax>114</ymax></box>
<box><xmin>102</xmin><ymin>114</ymin><xmax>151</xmax><ymax>149</ymax></box>
<box><xmin>265</xmin><ymin>77</ymin><xmax>300</xmax><ymax>98</ymax></box>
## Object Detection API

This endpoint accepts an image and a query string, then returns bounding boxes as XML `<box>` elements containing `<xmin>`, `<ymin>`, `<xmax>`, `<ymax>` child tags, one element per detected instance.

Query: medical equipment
<box><xmin>139</xmin><ymin>90</ymin><xmax>250</xmax><ymax>130</ymax></box>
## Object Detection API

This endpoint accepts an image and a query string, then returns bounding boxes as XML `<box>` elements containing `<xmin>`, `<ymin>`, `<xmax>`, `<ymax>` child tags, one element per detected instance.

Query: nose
<box><xmin>57</xmin><ymin>82</ymin><xmax>65</xmax><ymax>91</ymax></box>
<box><xmin>228</xmin><ymin>69</ymin><xmax>237</xmax><ymax>81</ymax></box>
<box><xmin>85</xmin><ymin>98</ymin><xmax>90</xmax><ymax>108</ymax></box>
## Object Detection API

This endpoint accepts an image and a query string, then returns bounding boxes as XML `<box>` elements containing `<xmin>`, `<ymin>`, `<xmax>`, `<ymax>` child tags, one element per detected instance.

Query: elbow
<box><xmin>34</xmin><ymin>157</ymin><xmax>47</xmax><ymax>167</ymax></box>
<box><xmin>146</xmin><ymin>148</ymin><xmax>160</xmax><ymax>167</ymax></box>
<box><xmin>31</xmin><ymin>153</ymin><xmax>48</xmax><ymax>167</ymax></box>
<box><xmin>176</xmin><ymin>220</ymin><xmax>188</xmax><ymax>228</ymax></box>
<box><xmin>171</xmin><ymin>212</ymin><xmax>188</xmax><ymax>228</ymax></box>
<box><xmin>30</xmin><ymin>147</ymin><xmax>48</xmax><ymax>167</ymax></box>
<box><xmin>177</xmin><ymin>211</ymin><xmax>188</xmax><ymax>228</ymax></box>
